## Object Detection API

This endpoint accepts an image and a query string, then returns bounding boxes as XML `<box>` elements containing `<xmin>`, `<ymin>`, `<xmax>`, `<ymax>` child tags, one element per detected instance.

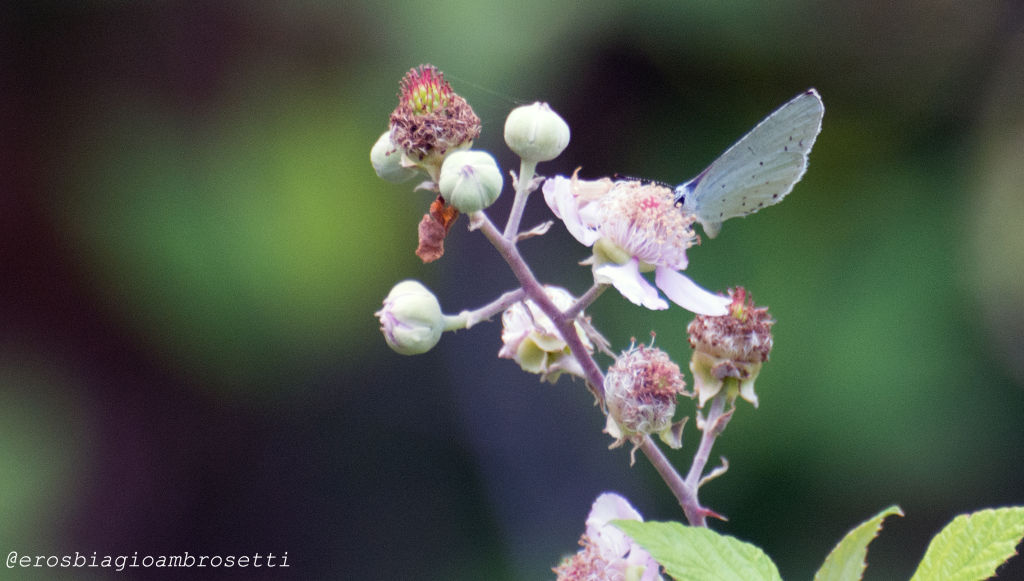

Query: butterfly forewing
<box><xmin>676</xmin><ymin>89</ymin><xmax>824</xmax><ymax>238</ymax></box>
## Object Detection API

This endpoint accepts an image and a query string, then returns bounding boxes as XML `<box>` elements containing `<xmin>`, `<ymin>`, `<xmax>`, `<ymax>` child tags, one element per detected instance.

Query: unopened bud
<box><xmin>375</xmin><ymin>280</ymin><xmax>445</xmax><ymax>355</ymax></box>
<box><xmin>687</xmin><ymin>287</ymin><xmax>774</xmax><ymax>408</ymax></box>
<box><xmin>370</xmin><ymin>131</ymin><xmax>418</xmax><ymax>183</ymax></box>
<box><xmin>438</xmin><ymin>150</ymin><xmax>503</xmax><ymax>213</ymax></box>
<box><xmin>504</xmin><ymin>102</ymin><xmax>570</xmax><ymax>163</ymax></box>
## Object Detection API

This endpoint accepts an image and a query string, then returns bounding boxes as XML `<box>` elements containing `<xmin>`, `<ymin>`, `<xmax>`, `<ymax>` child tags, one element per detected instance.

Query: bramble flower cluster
<box><xmin>371</xmin><ymin>64</ymin><xmax>789</xmax><ymax>577</ymax></box>
<box><xmin>366</xmin><ymin>66</ymin><xmax>1024</xmax><ymax>581</ymax></box>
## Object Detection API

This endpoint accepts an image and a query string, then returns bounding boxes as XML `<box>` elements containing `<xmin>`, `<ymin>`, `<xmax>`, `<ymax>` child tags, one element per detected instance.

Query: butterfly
<box><xmin>674</xmin><ymin>89</ymin><xmax>824</xmax><ymax>238</ymax></box>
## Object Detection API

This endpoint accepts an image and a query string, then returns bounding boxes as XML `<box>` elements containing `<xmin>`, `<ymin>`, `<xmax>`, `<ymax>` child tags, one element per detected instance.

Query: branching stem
<box><xmin>476</xmin><ymin>213</ymin><xmax>606</xmax><ymax>400</ymax></box>
<box><xmin>503</xmin><ymin>159</ymin><xmax>539</xmax><ymax>240</ymax></box>
<box><xmin>477</xmin><ymin>166</ymin><xmax>728</xmax><ymax>526</ymax></box>
<box><xmin>566</xmin><ymin>283</ymin><xmax>609</xmax><ymax>320</ymax></box>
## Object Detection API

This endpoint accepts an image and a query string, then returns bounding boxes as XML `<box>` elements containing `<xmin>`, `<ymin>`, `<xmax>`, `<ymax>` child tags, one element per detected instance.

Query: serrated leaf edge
<box><xmin>813</xmin><ymin>505</ymin><xmax>903</xmax><ymax>581</ymax></box>
<box><xmin>909</xmin><ymin>506</ymin><xmax>1024</xmax><ymax>581</ymax></box>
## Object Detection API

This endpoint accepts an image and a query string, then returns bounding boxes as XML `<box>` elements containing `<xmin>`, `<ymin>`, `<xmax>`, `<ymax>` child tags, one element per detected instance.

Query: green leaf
<box><xmin>910</xmin><ymin>506</ymin><xmax>1024</xmax><ymax>581</ymax></box>
<box><xmin>814</xmin><ymin>505</ymin><xmax>903</xmax><ymax>581</ymax></box>
<box><xmin>613</xmin><ymin>520</ymin><xmax>782</xmax><ymax>581</ymax></box>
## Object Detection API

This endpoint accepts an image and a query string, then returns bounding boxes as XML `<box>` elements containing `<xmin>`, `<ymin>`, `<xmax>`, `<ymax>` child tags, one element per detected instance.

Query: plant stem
<box><xmin>446</xmin><ymin>288</ymin><xmax>527</xmax><ymax>330</ymax></box>
<box><xmin>481</xmin><ymin>178</ymin><xmax>709</xmax><ymax>525</ymax></box>
<box><xmin>639</xmin><ymin>437</ymin><xmax>704</xmax><ymax>526</ymax></box>
<box><xmin>565</xmin><ymin>283</ymin><xmax>608</xmax><ymax>320</ymax></box>
<box><xmin>503</xmin><ymin>159</ymin><xmax>538</xmax><ymax>240</ymax></box>
<box><xmin>636</xmin><ymin>395</ymin><xmax>728</xmax><ymax>527</ymax></box>
<box><xmin>685</xmin><ymin>394</ymin><xmax>727</xmax><ymax>492</ymax></box>
<box><xmin>476</xmin><ymin>212</ymin><xmax>606</xmax><ymax>401</ymax></box>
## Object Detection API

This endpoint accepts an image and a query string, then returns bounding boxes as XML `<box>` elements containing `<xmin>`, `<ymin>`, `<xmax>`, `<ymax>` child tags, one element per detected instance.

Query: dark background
<box><xmin>3</xmin><ymin>1</ymin><xmax>1023</xmax><ymax>579</ymax></box>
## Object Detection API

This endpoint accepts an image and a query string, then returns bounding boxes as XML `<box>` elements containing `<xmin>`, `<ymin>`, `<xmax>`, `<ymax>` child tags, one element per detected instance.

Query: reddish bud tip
<box><xmin>399</xmin><ymin>64</ymin><xmax>453</xmax><ymax>115</ymax></box>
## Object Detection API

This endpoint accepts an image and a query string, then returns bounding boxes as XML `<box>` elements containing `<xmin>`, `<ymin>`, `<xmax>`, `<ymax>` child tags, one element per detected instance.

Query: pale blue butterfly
<box><xmin>674</xmin><ymin>89</ymin><xmax>824</xmax><ymax>238</ymax></box>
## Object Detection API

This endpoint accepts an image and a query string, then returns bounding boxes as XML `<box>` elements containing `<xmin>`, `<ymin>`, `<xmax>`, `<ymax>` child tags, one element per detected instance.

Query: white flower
<box><xmin>542</xmin><ymin>173</ymin><xmax>729</xmax><ymax>316</ymax></box>
<box><xmin>498</xmin><ymin>286</ymin><xmax>595</xmax><ymax>383</ymax></box>
<box><xmin>554</xmin><ymin>492</ymin><xmax>665</xmax><ymax>581</ymax></box>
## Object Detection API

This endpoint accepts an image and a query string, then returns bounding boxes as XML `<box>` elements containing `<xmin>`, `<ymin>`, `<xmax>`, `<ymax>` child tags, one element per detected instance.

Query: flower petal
<box><xmin>587</xmin><ymin>492</ymin><xmax>642</xmax><ymax>528</ymax></box>
<box><xmin>541</xmin><ymin>176</ymin><xmax>568</xmax><ymax>219</ymax></box>
<box><xmin>586</xmin><ymin>493</ymin><xmax>641</xmax><ymax>558</ymax></box>
<box><xmin>542</xmin><ymin>176</ymin><xmax>600</xmax><ymax>246</ymax></box>
<box><xmin>548</xmin><ymin>355</ymin><xmax>585</xmax><ymax>382</ymax></box>
<box><xmin>596</xmin><ymin>260</ymin><xmax>669</xmax><ymax>310</ymax></box>
<box><xmin>654</xmin><ymin>266</ymin><xmax>729</xmax><ymax>315</ymax></box>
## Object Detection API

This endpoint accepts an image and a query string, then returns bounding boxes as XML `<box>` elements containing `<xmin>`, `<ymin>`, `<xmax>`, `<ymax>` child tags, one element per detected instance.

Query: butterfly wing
<box><xmin>674</xmin><ymin>89</ymin><xmax>824</xmax><ymax>238</ymax></box>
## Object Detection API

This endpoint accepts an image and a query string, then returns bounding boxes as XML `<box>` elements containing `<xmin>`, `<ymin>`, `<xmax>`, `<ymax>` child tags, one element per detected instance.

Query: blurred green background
<box><xmin>2</xmin><ymin>1</ymin><xmax>1023</xmax><ymax>579</ymax></box>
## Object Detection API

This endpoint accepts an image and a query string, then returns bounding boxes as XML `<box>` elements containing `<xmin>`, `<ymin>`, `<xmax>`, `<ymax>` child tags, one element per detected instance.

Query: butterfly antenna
<box><xmin>613</xmin><ymin>173</ymin><xmax>672</xmax><ymax>189</ymax></box>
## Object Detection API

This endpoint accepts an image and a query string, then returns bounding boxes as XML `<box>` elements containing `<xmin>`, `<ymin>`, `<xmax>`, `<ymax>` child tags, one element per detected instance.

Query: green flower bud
<box><xmin>375</xmin><ymin>280</ymin><xmax>445</xmax><ymax>355</ymax></box>
<box><xmin>370</xmin><ymin>131</ymin><xmax>418</xmax><ymax>183</ymax></box>
<box><xmin>438</xmin><ymin>150</ymin><xmax>503</xmax><ymax>213</ymax></box>
<box><xmin>504</xmin><ymin>102</ymin><xmax>570</xmax><ymax>163</ymax></box>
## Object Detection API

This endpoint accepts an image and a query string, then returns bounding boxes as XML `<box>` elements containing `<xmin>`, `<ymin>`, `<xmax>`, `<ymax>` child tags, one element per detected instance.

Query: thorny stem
<box><xmin>685</xmin><ymin>393</ymin><xmax>727</xmax><ymax>491</ymax></box>
<box><xmin>681</xmin><ymin>393</ymin><xmax>730</xmax><ymax>526</ymax></box>
<box><xmin>634</xmin><ymin>395</ymin><xmax>728</xmax><ymax>527</ymax></box>
<box><xmin>639</xmin><ymin>436</ymin><xmax>703</xmax><ymax>526</ymax></box>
